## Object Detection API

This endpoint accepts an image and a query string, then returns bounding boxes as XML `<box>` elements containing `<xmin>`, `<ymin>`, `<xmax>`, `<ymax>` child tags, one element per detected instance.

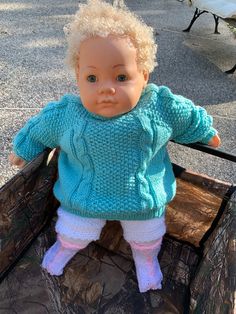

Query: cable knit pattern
<box><xmin>13</xmin><ymin>83</ymin><xmax>217</xmax><ymax>220</ymax></box>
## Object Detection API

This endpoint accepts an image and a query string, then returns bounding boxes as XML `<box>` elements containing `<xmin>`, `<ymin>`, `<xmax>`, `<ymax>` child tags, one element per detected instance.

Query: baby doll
<box><xmin>9</xmin><ymin>0</ymin><xmax>220</xmax><ymax>293</ymax></box>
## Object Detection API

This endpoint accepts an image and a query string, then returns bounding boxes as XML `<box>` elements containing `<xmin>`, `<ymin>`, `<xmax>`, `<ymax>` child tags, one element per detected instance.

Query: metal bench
<box><xmin>183</xmin><ymin>0</ymin><xmax>236</xmax><ymax>73</ymax></box>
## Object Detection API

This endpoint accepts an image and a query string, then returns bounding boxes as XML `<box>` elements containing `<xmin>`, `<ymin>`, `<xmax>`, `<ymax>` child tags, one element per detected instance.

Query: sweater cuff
<box><xmin>200</xmin><ymin>127</ymin><xmax>217</xmax><ymax>145</ymax></box>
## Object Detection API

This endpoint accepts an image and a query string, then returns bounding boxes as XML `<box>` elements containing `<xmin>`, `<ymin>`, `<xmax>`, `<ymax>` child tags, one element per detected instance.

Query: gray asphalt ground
<box><xmin>0</xmin><ymin>0</ymin><xmax>236</xmax><ymax>187</ymax></box>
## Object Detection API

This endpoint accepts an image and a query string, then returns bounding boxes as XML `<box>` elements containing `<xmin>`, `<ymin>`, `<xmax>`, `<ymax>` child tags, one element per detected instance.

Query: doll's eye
<box><xmin>116</xmin><ymin>74</ymin><xmax>127</xmax><ymax>82</ymax></box>
<box><xmin>87</xmin><ymin>75</ymin><xmax>97</xmax><ymax>83</ymax></box>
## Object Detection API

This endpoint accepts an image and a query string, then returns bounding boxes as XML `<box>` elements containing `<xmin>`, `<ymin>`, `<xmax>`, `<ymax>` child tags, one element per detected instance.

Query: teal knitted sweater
<box><xmin>13</xmin><ymin>84</ymin><xmax>216</xmax><ymax>220</ymax></box>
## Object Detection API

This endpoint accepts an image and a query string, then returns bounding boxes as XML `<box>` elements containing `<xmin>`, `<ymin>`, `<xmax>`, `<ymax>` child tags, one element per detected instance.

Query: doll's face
<box><xmin>76</xmin><ymin>35</ymin><xmax>149</xmax><ymax>118</ymax></box>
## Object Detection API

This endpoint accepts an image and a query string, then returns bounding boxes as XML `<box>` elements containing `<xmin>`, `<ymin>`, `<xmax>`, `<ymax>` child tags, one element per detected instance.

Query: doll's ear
<box><xmin>75</xmin><ymin>66</ymin><xmax>79</xmax><ymax>81</ymax></box>
<box><xmin>75</xmin><ymin>67</ymin><xmax>80</xmax><ymax>84</ymax></box>
<box><xmin>143</xmin><ymin>70</ymin><xmax>149</xmax><ymax>87</ymax></box>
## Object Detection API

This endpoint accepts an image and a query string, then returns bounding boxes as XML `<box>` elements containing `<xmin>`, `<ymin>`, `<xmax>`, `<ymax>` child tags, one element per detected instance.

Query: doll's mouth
<box><xmin>97</xmin><ymin>99</ymin><xmax>116</xmax><ymax>105</ymax></box>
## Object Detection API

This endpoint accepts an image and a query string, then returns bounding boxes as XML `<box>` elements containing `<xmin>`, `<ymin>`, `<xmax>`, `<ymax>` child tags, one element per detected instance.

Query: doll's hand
<box><xmin>208</xmin><ymin>134</ymin><xmax>221</xmax><ymax>148</ymax></box>
<box><xmin>9</xmin><ymin>152</ymin><xmax>27</xmax><ymax>169</ymax></box>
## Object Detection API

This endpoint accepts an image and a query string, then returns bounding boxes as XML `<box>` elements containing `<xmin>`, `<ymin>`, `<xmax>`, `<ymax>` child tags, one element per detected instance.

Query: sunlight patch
<box><xmin>23</xmin><ymin>38</ymin><xmax>63</xmax><ymax>48</ymax></box>
<box><xmin>0</xmin><ymin>3</ymin><xmax>33</xmax><ymax>11</ymax></box>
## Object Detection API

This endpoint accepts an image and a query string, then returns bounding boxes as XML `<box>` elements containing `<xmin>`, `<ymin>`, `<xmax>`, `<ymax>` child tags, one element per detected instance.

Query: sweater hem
<box><xmin>59</xmin><ymin>205</ymin><xmax>166</xmax><ymax>221</ymax></box>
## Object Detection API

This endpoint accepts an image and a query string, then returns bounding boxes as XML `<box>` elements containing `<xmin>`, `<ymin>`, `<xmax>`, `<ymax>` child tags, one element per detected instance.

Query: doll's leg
<box><xmin>129</xmin><ymin>238</ymin><xmax>163</xmax><ymax>292</ymax></box>
<box><xmin>121</xmin><ymin>216</ymin><xmax>166</xmax><ymax>293</ymax></box>
<box><xmin>42</xmin><ymin>207</ymin><xmax>106</xmax><ymax>276</ymax></box>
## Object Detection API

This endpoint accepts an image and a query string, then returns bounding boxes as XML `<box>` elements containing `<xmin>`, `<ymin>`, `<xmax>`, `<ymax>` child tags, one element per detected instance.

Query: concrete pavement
<box><xmin>0</xmin><ymin>0</ymin><xmax>235</xmax><ymax>186</ymax></box>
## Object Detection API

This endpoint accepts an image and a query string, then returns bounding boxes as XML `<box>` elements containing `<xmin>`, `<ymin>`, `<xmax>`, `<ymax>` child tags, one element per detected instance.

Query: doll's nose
<box><xmin>99</xmin><ymin>83</ymin><xmax>116</xmax><ymax>95</ymax></box>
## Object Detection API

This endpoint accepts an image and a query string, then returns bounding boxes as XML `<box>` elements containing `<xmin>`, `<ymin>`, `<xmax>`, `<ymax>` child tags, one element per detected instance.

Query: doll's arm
<box><xmin>152</xmin><ymin>86</ymin><xmax>221</xmax><ymax>148</ymax></box>
<box><xmin>12</xmin><ymin>99</ymin><xmax>66</xmax><ymax>163</ymax></box>
<box><xmin>161</xmin><ymin>89</ymin><xmax>218</xmax><ymax>146</ymax></box>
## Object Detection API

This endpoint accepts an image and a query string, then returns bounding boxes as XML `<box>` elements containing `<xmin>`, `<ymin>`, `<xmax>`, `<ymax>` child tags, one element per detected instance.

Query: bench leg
<box><xmin>183</xmin><ymin>8</ymin><xmax>207</xmax><ymax>32</ymax></box>
<box><xmin>183</xmin><ymin>9</ymin><xmax>221</xmax><ymax>34</ymax></box>
<box><xmin>213</xmin><ymin>14</ymin><xmax>220</xmax><ymax>34</ymax></box>
<box><xmin>225</xmin><ymin>64</ymin><xmax>236</xmax><ymax>74</ymax></box>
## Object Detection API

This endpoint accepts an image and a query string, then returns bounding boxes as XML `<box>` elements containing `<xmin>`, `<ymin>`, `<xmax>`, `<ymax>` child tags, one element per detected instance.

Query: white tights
<box><xmin>42</xmin><ymin>207</ymin><xmax>165</xmax><ymax>292</ymax></box>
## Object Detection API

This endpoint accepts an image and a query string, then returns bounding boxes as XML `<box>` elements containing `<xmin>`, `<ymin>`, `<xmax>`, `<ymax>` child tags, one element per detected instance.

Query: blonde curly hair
<box><xmin>64</xmin><ymin>0</ymin><xmax>157</xmax><ymax>73</ymax></box>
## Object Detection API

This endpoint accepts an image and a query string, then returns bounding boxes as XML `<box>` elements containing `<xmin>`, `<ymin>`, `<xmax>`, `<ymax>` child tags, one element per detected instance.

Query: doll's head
<box><xmin>65</xmin><ymin>0</ymin><xmax>157</xmax><ymax>117</ymax></box>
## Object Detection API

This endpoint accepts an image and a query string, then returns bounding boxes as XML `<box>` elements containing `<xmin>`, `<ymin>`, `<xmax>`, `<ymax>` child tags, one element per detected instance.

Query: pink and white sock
<box><xmin>41</xmin><ymin>236</ymin><xmax>89</xmax><ymax>276</ymax></box>
<box><xmin>130</xmin><ymin>238</ymin><xmax>163</xmax><ymax>293</ymax></box>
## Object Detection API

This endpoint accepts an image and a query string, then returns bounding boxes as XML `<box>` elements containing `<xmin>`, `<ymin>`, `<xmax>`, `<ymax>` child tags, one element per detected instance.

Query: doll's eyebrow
<box><xmin>113</xmin><ymin>64</ymin><xmax>125</xmax><ymax>68</ymax></box>
<box><xmin>82</xmin><ymin>64</ymin><xmax>125</xmax><ymax>70</ymax></box>
<box><xmin>85</xmin><ymin>65</ymin><xmax>97</xmax><ymax>69</ymax></box>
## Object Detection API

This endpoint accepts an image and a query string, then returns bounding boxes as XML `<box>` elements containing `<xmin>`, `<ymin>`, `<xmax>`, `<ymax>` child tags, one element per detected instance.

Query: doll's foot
<box><xmin>130</xmin><ymin>239</ymin><xmax>163</xmax><ymax>293</ymax></box>
<box><xmin>135</xmin><ymin>257</ymin><xmax>163</xmax><ymax>292</ymax></box>
<box><xmin>41</xmin><ymin>240</ymin><xmax>78</xmax><ymax>276</ymax></box>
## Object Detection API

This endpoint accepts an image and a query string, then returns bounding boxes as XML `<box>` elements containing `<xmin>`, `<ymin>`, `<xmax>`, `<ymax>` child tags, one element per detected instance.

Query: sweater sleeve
<box><xmin>158</xmin><ymin>86</ymin><xmax>217</xmax><ymax>144</ymax></box>
<box><xmin>13</xmin><ymin>98</ymin><xmax>67</xmax><ymax>161</ymax></box>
